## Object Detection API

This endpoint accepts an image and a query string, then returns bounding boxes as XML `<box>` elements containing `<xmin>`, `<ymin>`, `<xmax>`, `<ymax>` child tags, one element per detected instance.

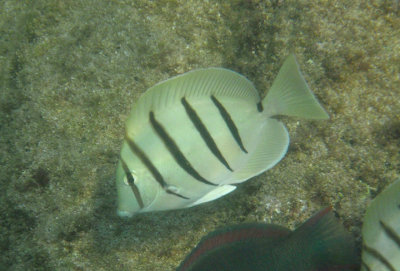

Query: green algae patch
<box><xmin>0</xmin><ymin>0</ymin><xmax>399</xmax><ymax>270</ymax></box>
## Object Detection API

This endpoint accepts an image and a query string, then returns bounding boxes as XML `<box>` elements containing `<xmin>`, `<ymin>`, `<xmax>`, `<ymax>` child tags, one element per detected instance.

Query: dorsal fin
<box><xmin>292</xmin><ymin>207</ymin><xmax>358</xmax><ymax>269</ymax></box>
<box><xmin>126</xmin><ymin>68</ymin><xmax>260</xmax><ymax>132</ymax></box>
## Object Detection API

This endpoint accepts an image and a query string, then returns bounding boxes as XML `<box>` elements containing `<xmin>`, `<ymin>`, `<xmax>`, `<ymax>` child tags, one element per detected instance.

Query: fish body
<box><xmin>177</xmin><ymin>207</ymin><xmax>357</xmax><ymax>271</ymax></box>
<box><xmin>361</xmin><ymin>178</ymin><xmax>400</xmax><ymax>271</ymax></box>
<box><xmin>116</xmin><ymin>55</ymin><xmax>328</xmax><ymax>217</ymax></box>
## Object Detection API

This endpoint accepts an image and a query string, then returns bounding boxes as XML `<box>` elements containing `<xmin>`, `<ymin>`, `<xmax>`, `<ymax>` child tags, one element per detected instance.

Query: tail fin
<box><xmin>292</xmin><ymin>207</ymin><xmax>358</xmax><ymax>270</ymax></box>
<box><xmin>262</xmin><ymin>54</ymin><xmax>329</xmax><ymax>119</ymax></box>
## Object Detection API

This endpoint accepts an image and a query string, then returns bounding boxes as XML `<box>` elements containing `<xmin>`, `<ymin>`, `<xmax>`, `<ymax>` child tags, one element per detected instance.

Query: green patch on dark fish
<box><xmin>177</xmin><ymin>207</ymin><xmax>357</xmax><ymax>271</ymax></box>
<box><xmin>116</xmin><ymin>55</ymin><xmax>329</xmax><ymax>217</ymax></box>
<box><xmin>361</xmin><ymin>178</ymin><xmax>400</xmax><ymax>271</ymax></box>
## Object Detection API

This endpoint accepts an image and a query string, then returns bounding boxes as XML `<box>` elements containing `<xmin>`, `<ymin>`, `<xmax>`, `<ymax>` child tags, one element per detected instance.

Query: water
<box><xmin>1</xmin><ymin>1</ymin><xmax>399</xmax><ymax>270</ymax></box>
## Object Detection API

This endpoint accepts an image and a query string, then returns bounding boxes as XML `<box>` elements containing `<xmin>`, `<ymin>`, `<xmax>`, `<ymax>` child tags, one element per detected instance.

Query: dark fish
<box><xmin>177</xmin><ymin>207</ymin><xmax>358</xmax><ymax>271</ymax></box>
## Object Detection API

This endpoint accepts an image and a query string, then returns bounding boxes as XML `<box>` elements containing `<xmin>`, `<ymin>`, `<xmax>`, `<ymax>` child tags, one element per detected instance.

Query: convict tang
<box><xmin>361</xmin><ymin>177</ymin><xmax>400</xmax><ymax>271</ymax></box>
<box><xmin>116</xmin><ymin>55</ymin><xmax>329</xmax><ymax>217</ymax></box>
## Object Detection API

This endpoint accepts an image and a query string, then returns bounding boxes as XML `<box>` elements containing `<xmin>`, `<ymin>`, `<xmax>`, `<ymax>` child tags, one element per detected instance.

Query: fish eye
<box><xmin>123</xmin><ymin>171</ymin><xmax>137</xmax><ymax>186</ymax></box>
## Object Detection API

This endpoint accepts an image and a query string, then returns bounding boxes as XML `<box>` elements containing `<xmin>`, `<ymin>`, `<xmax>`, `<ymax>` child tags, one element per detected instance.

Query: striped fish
<box><xmin>361</xmin><ymin>178</ymin><xmax>400</xmax><ymax>271</ymax></box>
<box><xmin>116</xmin><ymin>55</ymin><xmax>329</xmax><ymax>217</ymax></box>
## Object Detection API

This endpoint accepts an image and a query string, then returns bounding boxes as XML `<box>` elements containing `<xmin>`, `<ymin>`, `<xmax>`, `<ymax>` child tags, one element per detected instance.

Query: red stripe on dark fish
<box><xmin>179</xmin><ymin>224</ymin><xmax>290</xmax><ymax>271</ymax></box>
<box><xmin>178</xmin><ymin>207</ymin><xmax>358</xmax><ymax>271</ymax></box>
<box><xmin>302</xmin><ymin>206</ymin><xmax>332</xmax><ymax>228</ymax></box>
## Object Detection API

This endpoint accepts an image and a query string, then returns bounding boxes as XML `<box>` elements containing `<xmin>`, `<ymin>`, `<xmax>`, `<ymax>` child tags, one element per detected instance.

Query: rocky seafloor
<box><xmin>1</xmin><ymin>0</ymin><xmax>399</xmax><ymax>270</ymax></box>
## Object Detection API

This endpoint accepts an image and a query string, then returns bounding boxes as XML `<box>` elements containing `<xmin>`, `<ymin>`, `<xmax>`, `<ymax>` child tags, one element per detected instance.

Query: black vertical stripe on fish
<box><xmin>149</xmin><ymin>111</ymin><xmax>217</xmax><ymax>186</ymax></box>
<box><xmin>257</xmin><ymin>101</ymin><xmax>263</xmax><ymax>112</ymax></box>
<box><xmin>125</xmin><ymin>135</ymin><xmax>190</xmax><ymax>199</ymax></box>
<box><xmin>380</xmin><ymin>220</ymin><xmax>400</xmax><ymax>247</ymax></box>
<box><xmin>121</xmin><ymin>159</ymin><xmax>144</xmax><ymax>209</ymax></box>
<box><xmin>362</xmin><ymin>244</ymin><xmax>396</xmax><ymax>271</ymax></box>
<box><xmin>181</xmin><ymin>97</ymin><xmax>233</xmax><ymax>171</ymax></box>
<box><xmin>210</xmin><ymin>95</ymin><xmax>248</xmax><ymax>153</ymax></box>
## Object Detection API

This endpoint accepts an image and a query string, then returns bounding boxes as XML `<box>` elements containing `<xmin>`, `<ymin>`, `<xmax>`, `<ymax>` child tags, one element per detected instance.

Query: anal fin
<box><xmin>227</xmin><ymin>118</ymin><xmax>289</xmax><ymax>184</ymax></box>
<box><xmin>188</xmin><ymin>185</ymin><xmax>236</xmax><ymax>207</ymax></box>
